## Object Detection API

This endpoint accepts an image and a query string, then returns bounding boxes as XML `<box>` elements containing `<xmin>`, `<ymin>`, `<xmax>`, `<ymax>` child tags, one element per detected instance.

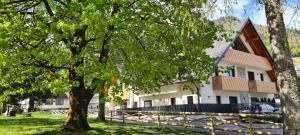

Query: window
<box><xmin>45</xmin><ymin>99</ymin><xmax>54</xmax><ymax>105</ymax></box>
<box><xmin>122</xmin><ymin>100</ymin><xmax>128</xmax><ymax>109</ymax></box>
<box><xmin>260</xmin><ymin>73</ymin><xmax>264</xmax><ymax>81</ymax></box>
<box><xmin>233</xmin><ymin>37</ymin><xmax>250</xmax><ymax>53</ymax></box>
<box><xmin>171</xmin><ymin>98</ymin><xmax>176</xmax><ymax>106</ymax></box>
<box><xmin>133</xmin><ymin>102</ymin><xmax>138</xmax><ymax>108</ymax></box>
<box><xmin>251</xmin><ymin>97</ymin><xmax>258</xmax><ymax>103</ymax></box>
<box><xmin>144</xmin><ymin>100</ymin><xmax>152</xmax><ymax>107</ymax></box>
<box><xmin>187</xmin><ymin>96</ymin><xmax>193</xmax><ymax>105</ymax></box>
<box><xmin>216</xmin><ymin>96</ymin><xmax>221</xmax><ymax>104</ymax></box>
<box><xmin>55</xmin><ymin>98</ymin><xmax>64</xmax><ymax>105</ymax></box>
<box><xmin>227</xmin><ymin>67</ymin><xmax>235</xmax><ymax>77</ymax></box>
<box><xmin>247</xmin><ymin>71</ymin><xmax>255</xmax><ymax>80</ymax></box>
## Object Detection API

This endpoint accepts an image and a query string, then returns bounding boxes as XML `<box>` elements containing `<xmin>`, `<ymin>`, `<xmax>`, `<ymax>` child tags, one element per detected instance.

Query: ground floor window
<box><xmin>144</xmin><ymin>100</ymin><xmax>152</xmax><ymax>107</ymax></box>
<box><xmin>55</xmin><ymin>98</ymin><xmax>64</xmax><ymax>105</ymax></box>
<box><xmin>45</xmin><ymin>99</ymin><xmax>54</xmax><ymax>105</ymax></box>
<box><xmin>171</xmin><ymin>98</ymin><xmax>176</xmax><ymax>106</ymax></box>
<box><xmin>133</xmin><ymin>102</ymin><xmax>138</xmax><ymax>108</ymax></box>
<box><xmin>229</xmin><ymin>96</ymin><xmax>238</xmax><ymax>105</ymax></box>
<box><xmin>216</xmin><ymin>96</ymin><xmax>221</xmax><ymax>104</ymax></box>
<box><xmin>122</xmin><ymin>100</ymin><xmax>128</xmax><ymax>109</ymax></box>
<box><xmin>187</xmin><ymin>96</ymin><xmax>193</xmax><ymax>105</ymax></box>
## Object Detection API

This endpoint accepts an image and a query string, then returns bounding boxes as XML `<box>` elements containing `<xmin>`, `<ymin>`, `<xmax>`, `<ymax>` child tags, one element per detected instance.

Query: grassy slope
<box><xmin>0</xmin><ymin>112</ymin><xmax>204</xmax><ymax>135</ymax></box>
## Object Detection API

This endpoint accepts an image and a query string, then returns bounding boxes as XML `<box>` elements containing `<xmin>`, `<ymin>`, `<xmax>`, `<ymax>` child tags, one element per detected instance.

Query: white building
<box><xmin>122</xmin><ymin>19</ymin><xmax>278</xmax><ymax>108</ymax></box>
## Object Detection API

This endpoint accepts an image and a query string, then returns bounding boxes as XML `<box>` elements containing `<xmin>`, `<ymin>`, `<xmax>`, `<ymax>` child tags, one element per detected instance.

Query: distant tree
<box><xmin>0</xmin><ymin>1</ymin><xmax>222</xmax><ymax>131</ymax></box>
<box><xmin>0</xmin><ymin>70</ymin><xmax>54</xmax><ymax>112</ymax></box>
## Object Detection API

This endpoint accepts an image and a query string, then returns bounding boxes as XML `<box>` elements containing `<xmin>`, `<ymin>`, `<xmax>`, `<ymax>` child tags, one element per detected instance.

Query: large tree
<box><xmin>0</xmin><ymin>0</ymin><xmax>221</xmax><ymax>131</ymax></box>
<box><xmin>263</xmin><ymin>0</ymin><xmax>300</xmax><ymax>134</ymax></box>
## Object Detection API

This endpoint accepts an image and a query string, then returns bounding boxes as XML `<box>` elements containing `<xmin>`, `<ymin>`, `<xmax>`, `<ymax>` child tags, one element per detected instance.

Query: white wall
<box><xmin>139</xmin><ymin>89</ymin><xmax>199</xmax><ymax>107</ymax></box>
<box><xmin>39</xmin><ymin>98</ymin><xmax>69</xmax><ymax>110</ymax></box>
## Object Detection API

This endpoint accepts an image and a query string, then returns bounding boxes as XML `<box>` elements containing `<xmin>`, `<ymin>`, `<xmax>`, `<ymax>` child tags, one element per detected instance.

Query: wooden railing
<box><xmin>105</xmin><ymin>110</ymin><xmax>283</xmax><ymax>135</ymax></box>
<box><xmin>222</xmin><ymin>49</ymin><xmax>272</xmax><ymax>70</ymax></box>
<box><xmin>249</xmin><ymin>80</ymin><xmax>277</xmax><ymax>93</ymax></box>
<box><xmin>213</xmin><ymin>76</ymin><xmax>249</xmax><ymax>92</ymax></box>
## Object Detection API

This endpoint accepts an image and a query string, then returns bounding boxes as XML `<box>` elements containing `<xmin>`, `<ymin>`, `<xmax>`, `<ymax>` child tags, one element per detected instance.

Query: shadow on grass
<box><xmin>35</xmin><ymin>120</ymin><xmax>202</xmax><ymax>135</ymax></box>
<box><xmin>0</xmin><ymin>115</ymin><xmax>205</xmax><ymax>135</ymax></box>
<box><xmin>0</xmin><ymin>118</ymin><xmax>64</xmax><ymax>126</ymax></box>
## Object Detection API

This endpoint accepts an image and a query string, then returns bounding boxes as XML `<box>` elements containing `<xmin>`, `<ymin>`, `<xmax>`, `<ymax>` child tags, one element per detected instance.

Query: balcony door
<box><xmin>247</xmin><ymin>71</ymin><xmax>255</xmax><ymax>81</ymax></box>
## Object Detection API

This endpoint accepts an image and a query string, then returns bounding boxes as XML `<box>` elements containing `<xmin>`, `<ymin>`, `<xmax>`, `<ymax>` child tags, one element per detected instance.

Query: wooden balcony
<box><xmin>249</xmin><ymin>81</ymin><xmax>277</xmax><ymax>93</ymax></box>
<box><xmin>212</xmin><ymin>76</ymin><xmax>249</xmax><ymax>92</ymax></box>
<box><xmin>222</xmin><ymin>49</ymin><xmax>272</xmax><ymax>70</ymax></box>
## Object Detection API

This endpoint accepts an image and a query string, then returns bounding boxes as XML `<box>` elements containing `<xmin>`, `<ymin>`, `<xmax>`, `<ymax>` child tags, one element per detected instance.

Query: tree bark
<box><xmin>62</xmin><ymin>88</ymin><xmax>93</xmax><ymax>131</ymax></box>
<box><xmin>2</xmin><ymin>102</ymin><xmax>6</xmax><ymax>114</ymax></box>
<box><xmin>264</xmin><ymin>0</ymin><xmax>300</xmax><ymax>134</ymax></box>
<box><xmin>62</xmin><ymin>65</ymin><xmax>94</xmax><ymax>131</ymax></box>
<box><xmin>97</xmin><ymin>90</ymin><xmax>106</xmax><ymax>121</ymax></box>
<box><xmin>28</xmin><ymin>96</ymin><xmax>34</xmax><ymax>112</ymax></box>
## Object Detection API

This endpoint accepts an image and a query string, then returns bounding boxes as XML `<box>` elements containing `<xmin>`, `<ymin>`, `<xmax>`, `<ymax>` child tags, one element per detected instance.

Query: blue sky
<box><xmin>206</xmin><ymin>0</ymin><xmax>300</xmax><ymax>29</ymax></box>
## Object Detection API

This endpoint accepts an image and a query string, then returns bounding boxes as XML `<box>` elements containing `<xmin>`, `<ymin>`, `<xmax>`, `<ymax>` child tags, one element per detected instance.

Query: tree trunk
<box><xmin>28</xmin><ymin>97</ymin><xmax>34</xmax><ymax>112</ymax></box>
<box><xmin>2</xmin><ymin>102</ymin><xmax>6</xmax><ymax>114</ymax></box>
<box><xmin>97</xmin><ymin>91</ymin><xmax>106</xmax><ymax>121</ymax></box>
<box><xmin>62</xmin><ymin>57</ymin><xmax>94</xmax><ymax>131</ymax></box>
<box><xmin>264</xmin><ymin>0</ymin><xmax>300</xmax><ymax>134</ymax></box>
<box><xmin>62</xmin><ymin>88</ymin><xmax>92</xmax><ymax>132</ymax></box>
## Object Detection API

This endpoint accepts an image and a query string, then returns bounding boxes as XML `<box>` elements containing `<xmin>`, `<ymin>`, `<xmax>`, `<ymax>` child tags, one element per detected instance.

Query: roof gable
<box><xmin>206</xmin><ymin>18</ymin><xmax>276</xmax><ymax>81</ymax></box>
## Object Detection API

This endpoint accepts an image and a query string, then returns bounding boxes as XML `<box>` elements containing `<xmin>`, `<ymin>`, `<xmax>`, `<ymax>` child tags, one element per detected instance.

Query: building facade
<box><xmin>122</xmin><ymin>19</ymin><xmax>278</xmax><ymax>109</ymax></box>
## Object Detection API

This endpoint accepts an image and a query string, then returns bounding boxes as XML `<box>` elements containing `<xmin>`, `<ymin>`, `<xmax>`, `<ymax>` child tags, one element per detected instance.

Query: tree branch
<box><xmin>43</xmin><ymin>0</ymin><xmax>54</xmax><ymax>16</ymax></box>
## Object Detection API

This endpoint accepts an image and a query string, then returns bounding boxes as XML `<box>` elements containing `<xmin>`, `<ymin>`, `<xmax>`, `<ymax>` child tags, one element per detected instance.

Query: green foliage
<box><xmin>0</xmin><ymin>1</ymin><xmax>222</xmax><ymax>101</ymax></box>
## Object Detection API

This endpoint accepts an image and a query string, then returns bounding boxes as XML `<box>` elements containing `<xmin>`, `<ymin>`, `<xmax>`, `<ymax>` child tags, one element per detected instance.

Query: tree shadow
<box><xmin>0</xmin><ymin>117</ymin><xmax>64</xmax><ymax>126</ymax></box>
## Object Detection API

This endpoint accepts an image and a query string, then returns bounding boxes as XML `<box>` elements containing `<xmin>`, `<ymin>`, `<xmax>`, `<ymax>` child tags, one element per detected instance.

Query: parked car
<box><xmin>239</xmin><ymin>103</ymin><xmax>278</xmax><ymax>114</ymax></box>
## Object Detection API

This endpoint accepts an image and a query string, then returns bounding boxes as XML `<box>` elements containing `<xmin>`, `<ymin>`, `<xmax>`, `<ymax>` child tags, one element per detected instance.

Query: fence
<box><xmin>124</xmin><ymin>103</ymin><xmax>282</xmax><ymax>114</ymax></box>
<box><xmin>105</xmin><ymin>110</ymin><xmax>283</xmax><ymax>135</ymax></box>
<box><xmin>125</xmin><ymin>104</ymin><xmax>239</xmax><ymax>113</ymax></box>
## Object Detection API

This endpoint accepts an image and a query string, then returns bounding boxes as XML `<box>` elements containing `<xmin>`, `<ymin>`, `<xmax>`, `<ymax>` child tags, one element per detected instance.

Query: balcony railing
<box><xmin>222</xmin><ymin>49</ymin><xmax>272</xmax><ymax>70</ymax></box>
<box><xmin>138</xmin><ymin>84</ymin><xmax>181</xmax><ymax>97</ymax></box>
<box><xmin>249</xmin><ymin>80</ymin><xmax>277</xmax><ymax>93</ymax></box>
<box><xmin>212</xmin><ymin>76</ymin><xmax>249</xmax><ymax>92</ymax></box>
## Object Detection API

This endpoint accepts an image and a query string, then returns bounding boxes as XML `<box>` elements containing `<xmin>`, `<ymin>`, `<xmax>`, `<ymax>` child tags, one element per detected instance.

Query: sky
<box><xmin>206</xmin><ymin>0</ymin><xmax>300</xmax><ymax>29</ymax></box>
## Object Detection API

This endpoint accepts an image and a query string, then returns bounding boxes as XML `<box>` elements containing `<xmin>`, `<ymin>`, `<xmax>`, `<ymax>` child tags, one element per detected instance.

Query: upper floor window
<box><xmin>233</xmin><ymin>37</ymin><xmax>250</xmax><ymax>53</ymax></box>
<box><xmin>248</xmin><ymin>71</ymin><xmax>255</xmax><ymax>81</ymax></box>
<box><xmin>227</xmin><ymin>68</ymin><xmax>235</xmax><ymax>77</ymax></box>
<box><xmin>260</xmin><ymin>73</ymin><xmax>264</xmax><ymax>81</ymax></box>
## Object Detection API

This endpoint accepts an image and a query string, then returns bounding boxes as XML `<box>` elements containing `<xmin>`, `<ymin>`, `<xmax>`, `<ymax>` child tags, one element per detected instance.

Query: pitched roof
<box><xmin>206</xmin><ymin>18</ymin><xmax>276</xmax><ymax>81</ymax></box>
<box><xmin>205</xmin><ymin>18</ymin><xmax>249</xmax><ymax>65</ymax></box>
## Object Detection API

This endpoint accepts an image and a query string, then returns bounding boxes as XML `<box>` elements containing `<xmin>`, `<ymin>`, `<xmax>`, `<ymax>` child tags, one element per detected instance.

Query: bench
<box><xmin>23</xmin><ymin>112</ymin><xmax>32</xmax><ymax>117</ymax></box>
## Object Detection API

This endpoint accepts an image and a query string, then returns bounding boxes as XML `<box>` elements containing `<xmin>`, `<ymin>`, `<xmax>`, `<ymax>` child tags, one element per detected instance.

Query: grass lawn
<box><xmin>0</xmin><ymin>112</ymin><xmax>205</xmax><ymax>135</ymax></box>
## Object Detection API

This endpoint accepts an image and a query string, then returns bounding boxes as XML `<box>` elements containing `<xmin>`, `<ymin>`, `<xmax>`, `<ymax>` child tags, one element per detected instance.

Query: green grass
<box><xmin>0</xmin><ymin>112</ymin><xmax>205</xmax><ymax>135</ymax></box>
